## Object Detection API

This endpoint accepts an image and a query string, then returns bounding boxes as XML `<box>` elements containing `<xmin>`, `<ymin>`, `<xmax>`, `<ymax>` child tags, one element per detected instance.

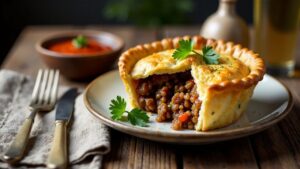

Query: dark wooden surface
<box><xmin>1</xmin><ymin>26</ymin><xmax>300</xmax><ymax>169</ymax></box>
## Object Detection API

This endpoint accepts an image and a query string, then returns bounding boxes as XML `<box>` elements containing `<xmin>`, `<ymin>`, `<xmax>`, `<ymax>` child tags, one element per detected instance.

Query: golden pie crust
<box><xmin>118</xmin><ymin>36</ymin><xmax>265</xmax><ymax>131</ymax></box>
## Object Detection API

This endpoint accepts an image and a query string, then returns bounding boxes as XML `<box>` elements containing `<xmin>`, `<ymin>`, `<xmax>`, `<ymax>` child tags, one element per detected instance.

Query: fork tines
<box><xmin>30</xmin><ymin>69</ymin><xmax>59</xmax><ymax>106</ymax></box>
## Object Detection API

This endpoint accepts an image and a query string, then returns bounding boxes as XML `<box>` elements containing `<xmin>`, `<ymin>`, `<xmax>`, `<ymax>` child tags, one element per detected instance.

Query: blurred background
<box><xmin>0</xmin><ymin>0</ymin><xmax>253</xmax><ymax>64</ymax></box>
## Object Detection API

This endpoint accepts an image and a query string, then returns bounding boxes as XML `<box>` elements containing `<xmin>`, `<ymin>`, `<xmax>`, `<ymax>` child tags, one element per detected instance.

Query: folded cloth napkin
<box><xmin>0</xmin><ymin>70</ymin><xmax>110</xmax><ymax>169</ymax></box>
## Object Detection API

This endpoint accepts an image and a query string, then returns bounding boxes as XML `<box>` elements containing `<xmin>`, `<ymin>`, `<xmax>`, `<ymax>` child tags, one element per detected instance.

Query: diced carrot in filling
<box><xmin>135</xmin><ymin>71</ymin><xmax>202</xmax><ymax>130</ymax></box>
<box><xmin>179</xmin><ymin>112</ymin><xmax>190</xmax><ymax>123</ymax></box>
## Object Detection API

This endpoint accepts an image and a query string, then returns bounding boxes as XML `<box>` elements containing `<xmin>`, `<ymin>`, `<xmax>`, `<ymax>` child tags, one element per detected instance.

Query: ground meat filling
<box><xmin>136</xmin><ymin>72</ymin><xmax>202</xmax><ymax>130</ymax></box>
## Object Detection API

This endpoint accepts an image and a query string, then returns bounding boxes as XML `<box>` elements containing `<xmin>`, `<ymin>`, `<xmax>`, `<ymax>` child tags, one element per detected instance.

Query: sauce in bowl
<box><xmin>48</xmin><ymin>37</ymin><xmax>112</xmax><ymax>55</ymax></box>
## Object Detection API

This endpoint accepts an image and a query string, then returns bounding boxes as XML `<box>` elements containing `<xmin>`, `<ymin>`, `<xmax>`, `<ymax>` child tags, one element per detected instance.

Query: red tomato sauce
<box><xmin>48</xmin><ymin>39</ymin><xmax>112</xmax><ymax>55</ymax></box>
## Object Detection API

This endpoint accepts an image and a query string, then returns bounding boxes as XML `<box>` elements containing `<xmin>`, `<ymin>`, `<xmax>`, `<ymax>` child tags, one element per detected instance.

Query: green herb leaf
<box><xmin>172</xmin><ymin>39</ymin><xmax>193</xmax><ymax>60</ymax></box>
<box><xmin>128</xmin><ymin>108</ymin><xmax>149</xmax><ymax>127</ymax></box>
<box><xmin>109</xmin><ymin>96</ymin><xmax>149</xmax><ymax>127</ymax></box>
<box><xmin>109</xmin><ymin>96</ymin><xmax>126</xmax><ymax>120</ymax></box>
<box><xmin>172</xmin><ymin>39</ymin><xmax>220</xmax><ymax>64</ymax></box>
<box><xmin>202</xmin><ymin>46</ymin><xmax>220</xmax><ymax>64</ymax></box>
<box><xmin>72</xmin><ymin>35</ymin><xmax>88</xmax><ymax>48</ymax></box>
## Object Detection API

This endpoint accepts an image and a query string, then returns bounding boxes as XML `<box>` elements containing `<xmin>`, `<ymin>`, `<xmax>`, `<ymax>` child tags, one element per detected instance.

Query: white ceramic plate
<box><xmin>84</xmin><ymin>70</ymin><xmax>293</xmax><ymax>144</ymax></box>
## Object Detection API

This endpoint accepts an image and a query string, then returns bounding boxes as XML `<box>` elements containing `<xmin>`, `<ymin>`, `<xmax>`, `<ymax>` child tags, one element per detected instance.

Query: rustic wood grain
<box><xmin>103</xmin><ymin>130</ymin><xmax>177</xmax><ymax>169</ymax></box>
<box><xmin>278</xmin><ymin>79</ymin><xmax>300</xmax><ymax>167</ymax></box>
<box><xmin>250</xmin><ymin>125</ymin><xmax>299</xmax><ymax>169</ymax></box>
<box><xmin>180</xmin><ymin>138</ymin><xmax>258</xmax><ymax>169</ymax></box>
<box><xmin>249</xmin><ymin>78</ymin><xmax>300</xmax><ymax>169</ymax></box>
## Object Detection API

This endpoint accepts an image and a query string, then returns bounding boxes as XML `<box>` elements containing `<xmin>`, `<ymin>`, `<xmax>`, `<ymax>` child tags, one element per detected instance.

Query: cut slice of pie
<box><xmin>118</xmin><ymin>36</ymin><xmax>265</xmax><ymax>131</ymax></box>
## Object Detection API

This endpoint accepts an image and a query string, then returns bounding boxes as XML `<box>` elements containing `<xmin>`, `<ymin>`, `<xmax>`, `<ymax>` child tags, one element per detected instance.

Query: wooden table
<box><xmin>2</xmin><ymin>26</ymin><xmax>300</xmax><ymax>169</ymax></box>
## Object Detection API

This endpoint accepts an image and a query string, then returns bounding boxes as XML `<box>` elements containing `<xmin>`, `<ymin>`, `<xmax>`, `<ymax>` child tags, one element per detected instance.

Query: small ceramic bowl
<box><xmin>36</xmin><ymin>31</ymin><xmax>124</xmax><ymax>81</ymax></box>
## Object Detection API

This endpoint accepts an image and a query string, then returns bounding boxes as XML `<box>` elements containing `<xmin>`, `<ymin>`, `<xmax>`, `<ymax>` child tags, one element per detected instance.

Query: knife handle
<box><xmin>3</xmin><ymin>118</ymin><xmax>34</xmax><ymax>163</ymax></box>
<box><xmin>47</xmin><ymin>120</ymin><xmax>68</xmax><ymax>169</ymax></box>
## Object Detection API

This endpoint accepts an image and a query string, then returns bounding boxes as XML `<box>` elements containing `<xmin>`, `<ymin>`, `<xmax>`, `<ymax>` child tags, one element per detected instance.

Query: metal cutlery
<box><xmin>3</xmin><ymin>69</ymin><xmax>60</xmax><ymax>163</ymax></box>
<box><xmin>46</xmin><ymin>88</ymin><xmax>78</xmax><ymax>169</ymax></box>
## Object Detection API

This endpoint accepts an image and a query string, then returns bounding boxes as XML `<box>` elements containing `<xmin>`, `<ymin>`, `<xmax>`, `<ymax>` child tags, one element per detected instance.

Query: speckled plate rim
<box><xmin>83</xmin><ymin>70</ymin><xmax>294</xmax><ymax>142</ymax></box>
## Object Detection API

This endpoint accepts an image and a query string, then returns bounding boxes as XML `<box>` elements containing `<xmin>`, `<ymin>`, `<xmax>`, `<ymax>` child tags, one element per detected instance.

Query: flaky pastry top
<box><xmin>118</xmin><ymin>36</ymin><xmax>265</xmax><ymax>91</ymax></box>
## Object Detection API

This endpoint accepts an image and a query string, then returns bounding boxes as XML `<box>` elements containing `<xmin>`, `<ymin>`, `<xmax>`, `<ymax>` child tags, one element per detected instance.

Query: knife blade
<box><xmin>47</xmin><ymin>88</ymin><xmax>78</xmax><ymax>169</ymax></box>
<box><xmin>55</xmin><ymin>88</ymin><xmax>78</xmax><ymax>122</ymax></box>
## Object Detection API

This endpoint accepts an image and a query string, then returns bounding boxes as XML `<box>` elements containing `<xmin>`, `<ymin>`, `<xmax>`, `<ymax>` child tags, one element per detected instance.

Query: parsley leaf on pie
<box><xmin>172</xmin><ymin>39</ymin><xmax>194</xmax><ymax>60</ymax></box>
<box><xmin>202</xmin><ymin>46</ymin><xmax>220</xmax><ymax>64</ymax></box>
<box><xmin>172</xmin><ymin>39</ymin><xmax>220</xmax><ymax>64</ymax></box>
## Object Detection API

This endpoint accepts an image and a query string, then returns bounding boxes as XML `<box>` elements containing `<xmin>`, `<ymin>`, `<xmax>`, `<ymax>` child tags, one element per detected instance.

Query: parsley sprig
<box><xmin>172</xmin><ymin>39</ymin><xmax>220</xmax><ymax>64</ymax></box>
<box><xmin>109</xmin><ymin>96</ymin><xmax>149</xmax><ymax>127</ymax></box>
<box><xmin>72</xmin><ymin>35</ymin><xmax>88</xmax><ymax>48</ymax></box>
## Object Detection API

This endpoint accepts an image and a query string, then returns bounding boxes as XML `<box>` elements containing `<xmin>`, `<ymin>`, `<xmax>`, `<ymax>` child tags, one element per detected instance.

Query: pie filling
<box><xmin>135</xmin><ymin>71</ymin><xmax>201</xmax><ymax>130</ymax></box>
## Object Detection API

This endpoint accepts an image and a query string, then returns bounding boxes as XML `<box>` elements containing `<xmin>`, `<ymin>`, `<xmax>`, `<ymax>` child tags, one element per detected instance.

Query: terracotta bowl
<box><xmin>36</xmin><ymin>31</ymin><xmax>124</xmax><ymax>81</ymax></box>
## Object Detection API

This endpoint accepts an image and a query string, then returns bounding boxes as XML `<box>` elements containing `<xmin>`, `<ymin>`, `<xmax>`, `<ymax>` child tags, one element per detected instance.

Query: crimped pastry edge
<box><xmin>118</xmin><ymin>35</ymin><xmax>265</xmax><ymax>92</ymax></box>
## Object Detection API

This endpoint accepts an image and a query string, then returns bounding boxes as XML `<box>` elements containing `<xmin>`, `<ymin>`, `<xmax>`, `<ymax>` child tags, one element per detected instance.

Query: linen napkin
<box><xmin>0</xmin><ymin>70</ymin><xmax>110</xmax><ymax>169</ymax></box>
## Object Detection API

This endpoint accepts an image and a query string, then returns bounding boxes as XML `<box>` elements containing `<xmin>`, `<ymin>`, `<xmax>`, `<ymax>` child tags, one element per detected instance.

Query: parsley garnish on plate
<box><xmin>172</xmin><ymin>39</ymin><xmax>220</xmax><ymax>64</ymax></box>
<box><xmin>72</xmin><ymin>35</ymin><xmax>88</xmax><ymax>48</ymax></box>
<box><xmin>127</xmin><ymin>108</ymin><xmax>149</xmax><ymax>127</ymax></box>
<box><xmin>109</xmin><ymin>96</ymin><xmax>149</xmax><ymax>127</ymax></box>
<box><xmin>110</xmin><ymin>96</ymin><xmax>127</xmax><ymax>120</ymax></box>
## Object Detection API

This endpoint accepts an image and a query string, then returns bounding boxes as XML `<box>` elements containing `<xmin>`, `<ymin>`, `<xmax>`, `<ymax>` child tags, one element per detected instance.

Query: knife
<box><xmin>46</xmin><ymin>88</ymin><xmax>78</xmax><ymax>169</ymax></box>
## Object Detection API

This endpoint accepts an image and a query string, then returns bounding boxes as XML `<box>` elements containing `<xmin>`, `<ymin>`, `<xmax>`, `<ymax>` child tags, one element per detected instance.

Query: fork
<box><xmin>3</xmin><ymin>69</ymin><xmax>60</xmax><ymax>163</ymax></box>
